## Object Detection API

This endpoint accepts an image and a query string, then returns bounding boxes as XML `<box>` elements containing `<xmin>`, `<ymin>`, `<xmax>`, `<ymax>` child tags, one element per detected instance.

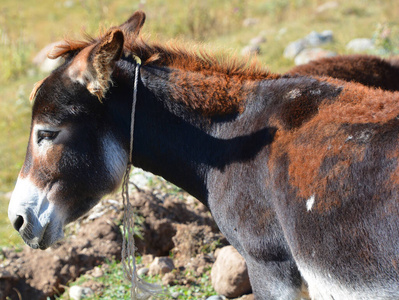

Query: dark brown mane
<box><xmin>49</xmin><ymin>31</ymin><xmax>279</xmax><ymax>82</ymax></box>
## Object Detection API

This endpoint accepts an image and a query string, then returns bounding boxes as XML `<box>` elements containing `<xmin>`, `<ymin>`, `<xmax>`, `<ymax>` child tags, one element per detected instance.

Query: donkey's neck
<box><xmin>120</xmin><ymin>64</ymin><xmax>272</xmax><ymax>205</ymax></box>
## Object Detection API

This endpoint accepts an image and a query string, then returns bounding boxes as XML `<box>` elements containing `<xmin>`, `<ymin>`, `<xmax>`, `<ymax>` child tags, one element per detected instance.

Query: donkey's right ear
<box><xmin>119</xmin><ymin>10</ymin><xmax>146</xmax><ymax>37</ymax></box>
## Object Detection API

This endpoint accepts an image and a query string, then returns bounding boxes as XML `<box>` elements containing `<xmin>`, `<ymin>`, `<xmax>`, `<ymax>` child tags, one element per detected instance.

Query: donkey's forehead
<box><xmin>31</xmin><ymin>69</ymin><xmax>100</xmax><ymax>125</ymax></box>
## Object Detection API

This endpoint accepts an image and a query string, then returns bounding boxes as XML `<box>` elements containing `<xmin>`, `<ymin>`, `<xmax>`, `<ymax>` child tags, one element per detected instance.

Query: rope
<box><xmin>121</xmin><ymin>57</ymin><xmax>162</xmax><ymax>300</ymax></box>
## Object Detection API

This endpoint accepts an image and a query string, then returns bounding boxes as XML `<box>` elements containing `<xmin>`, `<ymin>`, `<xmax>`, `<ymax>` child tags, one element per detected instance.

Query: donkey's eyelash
<box><xmin>37</xmin><ymin>130</ymin><xmax>59</xmax><ymax>143</ymax></box>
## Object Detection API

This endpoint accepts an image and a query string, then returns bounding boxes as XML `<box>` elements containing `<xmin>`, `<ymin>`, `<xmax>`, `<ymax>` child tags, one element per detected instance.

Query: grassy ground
<box><xmin>1</xmin><ymin>0</ymin><xmax>399</xmax><ymax>258</ymax></box>
<box><xmin>57</xmin><ymin>259</ymin><xmax>216</xmax><ymax>300</ymax></box>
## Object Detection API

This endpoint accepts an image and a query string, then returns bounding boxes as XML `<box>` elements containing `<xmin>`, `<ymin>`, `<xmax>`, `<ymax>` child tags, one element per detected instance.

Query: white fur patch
<box><xmin>299</xmin><ymin>265</ymin><xmax>399</xmax><ymax>299</ymax></box>
<box><xmin>306</xmin><ymin>195</ymin><xmax>315</xmax><ymax>212</ymax></box>
<box><xmin>101</xmin><ymin>133</ymin><xmax>128</xmax><ymax>189</ymax></box>
<box><xmin>287</xmin><ymin>88</ymin><xmax>302</xmax><ymax>99</ymax></box>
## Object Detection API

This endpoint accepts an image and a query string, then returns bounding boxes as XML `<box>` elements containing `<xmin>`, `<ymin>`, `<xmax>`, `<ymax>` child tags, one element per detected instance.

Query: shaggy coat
<box><xmin>287</xmin><ymin>54</ymin><xmax>399</xmax><ymax>91</ymax></box>
<box><xmin>9</xmin><ymin>11</ymin><xmax>399</xmax><ymax>300</ymax></box>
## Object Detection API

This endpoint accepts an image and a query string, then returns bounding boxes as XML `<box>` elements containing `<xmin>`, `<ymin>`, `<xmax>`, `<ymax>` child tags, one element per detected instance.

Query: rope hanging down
<box><xmin>121</xmin><ymin>56</ymin><xmax>162</xmax><ymax>300</ymax></box>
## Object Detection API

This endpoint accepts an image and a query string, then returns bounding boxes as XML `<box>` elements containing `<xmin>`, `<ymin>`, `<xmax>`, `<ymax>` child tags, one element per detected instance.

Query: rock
<box><xmin>137</xmin><ymin>267</ymin><xmax>149</xmax><ymax>276</ymax></box>
<box><xmin>149</xmin><ymin>257</ymin><xmax>175</xmax><ymax>276</ymax></box>
<box><xmin>304</xmin><ymin>30</ymin><xmax>333</xmax><ymax>47</ymax></box>
<box><xmin>241</xmin><ymin>45</ymin><xmax>260</xmax><ymax>56</ymax></box>
<box><xmin>162</xmin><ymin>272</ymin><xmax>176</xmax><ymax>286</ymax></box>
<box><xmin>250</xmin><ymin>36</ymin><xmax>266</xmax><ymax>46</ymax></box>
<box><xmin>32</xmin><ymin>42</ymin><xmax>64</xmax><ymax>73</ymax></box>
<box><xmin>69</xmin><ymin>286</ymin><xmax>94</xmax><ymax>300</ymax></box>
<box><xmin>90</xmin><ymin>266</ymin><xmax>103</xmax><ymax>278</ymax></box>
<box><xmin>131</xmin><ymin>168</ymin><xmax>156</xmax><ymax>189</ymax></box>
<box><xmin>234</xmin><ymin>295</ymin><xmax>255</xmax><ymax>300</ymax></box>
<box><xmin>346</xmin><ymin>38</ymin><xmax>375</xmax><ymax>52</ymax></box>
<box><xmin>141</xmin><ymin>254</ymin><xmax>154</xmax><ymax>265</ymax></box>
<box><xmin>242</xmin><ymin>18</ymin><xmax>259</xmax><ymax>27</ymax></box>
<box><xmin>284</xmin><ymin>39</ymin><xmax>307</xmax><ymax>59</ymax></box>
<box><xmin>294</xmin><ymin>48</ymin><xmax>336</xmax><ymax>65</ymax></box>
<box><xmin>171</xmin><ymin>291</ymin><xmax>183</xmax><ymax>298</ymax></box>
<box><xmin>211</xmin><ymin>246</ymin><xmax>251</xmax><ymax>298</ymax></box>
<box><xmin>64</xmin><ymin>0</ymin><xmax>74</xmax><ymax>8</ymax></box>
<box><xmin>206</xmin><ymin>296</ymin><xmax>226</xmax><ymax>300</ymax></box>
<box><xmin>315</xmin><ymin>1</ymin><xmax>339</xmax><ymax>14</ymax></box>
<box><xmin>284</xmin><ymin>30</ymin><xmax>333</xmax><ymax>59</ymax></box>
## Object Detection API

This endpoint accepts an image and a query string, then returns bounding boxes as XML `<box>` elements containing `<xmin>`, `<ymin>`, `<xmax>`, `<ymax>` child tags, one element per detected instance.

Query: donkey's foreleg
<box><xmin>246</xmin><ymin>257</ymin><xmax>306</xmax><ymax>300</ymax></box>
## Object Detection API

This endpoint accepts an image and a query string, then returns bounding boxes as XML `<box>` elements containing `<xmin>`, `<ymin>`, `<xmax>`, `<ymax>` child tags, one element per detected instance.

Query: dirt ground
<box><xmin>0</xmin><ymin>186</ymin><xmax>228</xmax><ymax>300</ymax></box>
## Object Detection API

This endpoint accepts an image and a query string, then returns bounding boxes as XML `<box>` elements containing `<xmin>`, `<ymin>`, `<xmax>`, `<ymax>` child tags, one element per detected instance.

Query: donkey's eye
<box><xmin>37</xmin><ymin>130</ymin><xmax>59</xmax><ymax>143</ymax></box>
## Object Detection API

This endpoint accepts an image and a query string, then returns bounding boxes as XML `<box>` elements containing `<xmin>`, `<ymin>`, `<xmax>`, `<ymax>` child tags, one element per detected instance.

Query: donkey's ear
<box><xmin>119</xmin><ymin>10</ymin><xmax>146</xmax><ymax>37</ymax></box>
<box><xmin>81</xmin><ymin>28</ymin><xmax>124</xmax><ymax>100</ymax></box>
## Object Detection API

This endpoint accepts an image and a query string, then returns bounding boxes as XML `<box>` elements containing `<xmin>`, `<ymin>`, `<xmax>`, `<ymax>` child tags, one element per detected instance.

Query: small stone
<box><xmin>315</xmin><ymin>1</ymin><xmax>339</xmax><ymax>14</ymax></box>
<box><xmin>242</xmin><ymin>18</ymin><xmax>259</xmax><ymax>27</ymax></box>
<box><xmin>162</xmin><ymin>272</ymin><xmax>176</xmax><ymax>286</ymax></box>
<box><xmin>241</xmin><ymin>45</ymin><xmax>260</xmax><ymax>56</ymax></box>
<box><xmin>91</xmin><ymin>266</ymin><xmax>103</xmax><ymax>278</ymax></box>
<box><xmin>141</xmin><ymin>254</ymin><xmax>154</xmax><ymax>265</ymax></box>
<box><xmin>294</xmin><ymin>48</ymin><xmax>336</xmax><ymax>65</ymax></box>
<box><xmin>304</xmin><ymin>30</ymin><xmax>333</xmax><ymax>47</ymax></box>
<box><xmin>250</xmin><ymin>36</ymin><xmax>266</xmax><ymax>46</ymax></box>
<box><xmin>171</xmin><ymin>291</ymin><xmax>182</xmax><ymax>299</ymax></box>
<box><xmin>149</xmin><ymin>257</ymin><xmax>175</xmax><ymax>276</ymax></box>
<box><xmin>206</xmin><ymin>296</ymin><xmax>226</xmax><ymax>300</ymax></box>
<box><xmin>69</xmin><ymin>286</ymin><xmax>94</xmax><ymax>300</ymax></box>
<box><xmin>283</xmin><ymin>39</ymin><xmax>306</xmax><ymax>59</ymax></box>
<box><xmin>137</xmin><ymin>267</ymin><xmax>149</xmax><ymax>276</ymax></box>
<box><xmin>346</xmin><ymin>38</ymin><xmax>375</xmax><ymax>52</ymax></box>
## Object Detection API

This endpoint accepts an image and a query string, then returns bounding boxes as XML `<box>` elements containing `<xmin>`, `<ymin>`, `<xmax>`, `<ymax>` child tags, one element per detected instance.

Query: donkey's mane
<box><xmin>50</xmin><ymin>30</ymin><xmax>279</xmax><ymax>82</ymax></box>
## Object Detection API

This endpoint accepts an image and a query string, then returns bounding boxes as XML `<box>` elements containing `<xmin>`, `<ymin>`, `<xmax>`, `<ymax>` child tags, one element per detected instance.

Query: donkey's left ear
<box><xmin>87</xmin><ymin>28</ymin><xmax>124</xmax><ymax>99</ymax></box>
<box><xmin>119</xmin><ymin>10</ymin><xmax>146</xmax><ymax>38</ymax></box>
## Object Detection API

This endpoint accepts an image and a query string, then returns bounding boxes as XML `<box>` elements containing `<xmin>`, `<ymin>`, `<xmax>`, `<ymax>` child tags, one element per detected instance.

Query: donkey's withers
<box><xmin>9</xmin><ymin>11</ymin><xmax>399</xmax><ymax>300</ymax></box>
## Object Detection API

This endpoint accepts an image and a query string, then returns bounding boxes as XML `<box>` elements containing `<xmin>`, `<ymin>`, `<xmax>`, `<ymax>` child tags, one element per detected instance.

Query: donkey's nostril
<box><xmin>13</xmin><ymin>215</ymin><xmax>24</xmax><ymax>232</ymax></box>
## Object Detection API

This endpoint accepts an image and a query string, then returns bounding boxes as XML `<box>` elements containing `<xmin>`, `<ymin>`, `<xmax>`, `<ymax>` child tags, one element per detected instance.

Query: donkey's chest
<box><xmin>206</xmin><ymin>162</ymin><xmax>286</xmax><ymax>257</ymax></box>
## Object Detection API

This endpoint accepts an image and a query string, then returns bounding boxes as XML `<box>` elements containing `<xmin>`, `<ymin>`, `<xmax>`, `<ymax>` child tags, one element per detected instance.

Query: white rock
<box><xmin>69</xmin><ymin>286</ymin><xmax>94</xmax><ymax>300</ymax></box>
<box><xmin>241</xmin><ymin>45</ymin><xmax>260</xmax><ymax>56</ymax></box>
<box><xmin>346</xmin><ymin>38</ymin><xmax>375</xmax><ymax>52</ymax></box>
<box><xmin>242</xmin><ymin>18</ymin><xmax>259</xmax><ymax>27</ymax></box>
<box><xmin>316</xmin><ymin>1</ymin><xmax>339</xmax><ymax>13</ymax></box>
<box><xmin>304</xmin><ymin>30</ymin><xmax>333</xmax><ymax>47</ymax></box>
<box><xmin>206</xmin><ymin>296</ymin><xmax>226</xmax><ymax>300</ymax></box>
<box><xmin>149</xmin><ymin>257</ymin><xmax>175</xmax><ymax>276</ymax></box>
<box><xmin>284</xmin><ymin>39</ymin><xmax>307</xmax><ymax>59</ymax></box>
<box><xmin>294</xmin><ymin>48</ymin><xmax>336</xmax><ymax>65</ymax></box>
<box><xmin>250</xmin><ymin>36</ymin><xmax>266</xmax><ymax>45</ymax></box>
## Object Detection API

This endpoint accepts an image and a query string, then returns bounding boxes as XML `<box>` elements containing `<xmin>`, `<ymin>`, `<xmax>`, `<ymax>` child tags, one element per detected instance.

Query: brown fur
<box><xmin>29</xmin><ymin>77</ymin><xmax>49</xmax><ymax>102</ymax></box>
<box><xmin>49</xmin><ymin>31</ymin><xmax>278</xmax><ymax>83</ymax></box>
<box><xmin>287</xmin><ymin>54</ymin><xmax>399</xmax><ymax>92</ymax></box>
<box><xmin>269</xmin><ymin>78</ymin><xmax>399</xmax><ymax>209</ymax></box>
<box><xmin>48</xmin><ymin>27</ymin><xmax>278</xmax><ymax>117</ymax></box>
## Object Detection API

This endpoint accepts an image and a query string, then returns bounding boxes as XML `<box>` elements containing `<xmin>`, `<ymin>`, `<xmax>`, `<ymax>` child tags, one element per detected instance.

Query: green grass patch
<box><xmin>57</xmin><ymin>259</ymin><xmax>216</xmax><ymax>300</ymax></box>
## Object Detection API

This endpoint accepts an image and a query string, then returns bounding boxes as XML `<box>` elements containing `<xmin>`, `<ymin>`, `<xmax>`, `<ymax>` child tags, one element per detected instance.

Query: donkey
<box><xmin>8</xmin><ymin>11</ymin><xmax>399</xmax><ymax>300</ymax></box>
<box><xmin>286</xmin><ymin>54</ymin><xmax>399</xmax><ymax>92</ymax></box>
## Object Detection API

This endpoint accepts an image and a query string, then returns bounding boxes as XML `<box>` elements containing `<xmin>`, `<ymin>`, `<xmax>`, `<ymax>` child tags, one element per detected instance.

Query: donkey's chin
<box><xmin>20</xmin><ymin>219</ymin><xmax>65</xmax><ymax>250</ymax></box>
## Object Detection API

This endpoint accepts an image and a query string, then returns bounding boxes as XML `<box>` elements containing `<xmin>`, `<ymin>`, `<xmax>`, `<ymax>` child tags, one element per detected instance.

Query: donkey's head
<box><xmin>8</xmin><ymin>11</ymin><xmax>146</xmax><ymax>249</ymax></box>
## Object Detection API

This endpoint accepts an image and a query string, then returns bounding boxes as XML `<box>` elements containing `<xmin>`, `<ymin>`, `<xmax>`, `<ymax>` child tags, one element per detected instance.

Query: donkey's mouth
<box><xmin>20</xmin><ymin>220</ymin><xmax>64</xmax><ymax>250</ymax></box>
